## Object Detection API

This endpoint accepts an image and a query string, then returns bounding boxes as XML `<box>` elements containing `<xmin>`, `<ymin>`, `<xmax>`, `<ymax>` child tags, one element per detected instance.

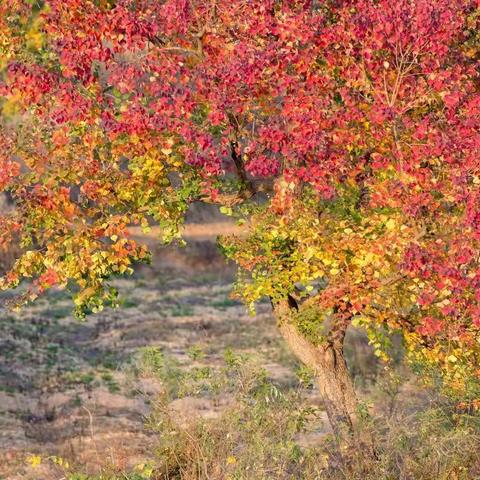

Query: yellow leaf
<box><xmin>385</xmin><ymin>218</ymin><xmax>396</xmax><ymax>231</ymax></box>
<box><xmin>27</xmin><ymin>455</ymin><xmax>42</xmax><ymax>467</ymax></box>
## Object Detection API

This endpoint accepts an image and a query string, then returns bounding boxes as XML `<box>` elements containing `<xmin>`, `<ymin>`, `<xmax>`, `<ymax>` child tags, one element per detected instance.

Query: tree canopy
<box><xmin>1</xmin><ymin>0</ymin><xmax>480</xmax><ymax>396</ymax></box>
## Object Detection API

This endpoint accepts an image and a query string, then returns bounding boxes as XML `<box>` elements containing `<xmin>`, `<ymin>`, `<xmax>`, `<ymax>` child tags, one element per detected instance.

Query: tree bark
<box><xmin>273</xmin><ymin>299</ymin><xmax>360</xmax><ymax>442</ymax></box>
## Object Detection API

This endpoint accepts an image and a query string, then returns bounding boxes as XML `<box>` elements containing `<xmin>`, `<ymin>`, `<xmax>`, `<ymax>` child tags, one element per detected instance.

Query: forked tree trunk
<box><xmin>273</xmin><ymin>299</ymin><xmax>360</xmax><ymax>442</ymax></box>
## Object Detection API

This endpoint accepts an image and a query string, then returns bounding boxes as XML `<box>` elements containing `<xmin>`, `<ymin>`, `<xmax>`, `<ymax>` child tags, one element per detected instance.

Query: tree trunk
<box><xmin>273</xmin><ymin>299</ymin><xmax>360</xmax><ymax>442</ymax></box>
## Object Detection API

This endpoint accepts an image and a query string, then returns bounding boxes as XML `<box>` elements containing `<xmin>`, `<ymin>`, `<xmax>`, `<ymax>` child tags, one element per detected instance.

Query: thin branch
<box><xmin>230</xmin><ymin>140</ymin><xmax>256</xmax><ymax>198</ymax></box>
<box><xmin>157</xmin><ymin>46</ymin><xmax>203</xmax><ymax>58</ymax></box>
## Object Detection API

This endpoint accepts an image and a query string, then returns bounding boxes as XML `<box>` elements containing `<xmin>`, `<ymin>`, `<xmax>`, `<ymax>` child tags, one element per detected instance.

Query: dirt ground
<box><xmin>1</xmin><ymin>222</ymin><xmax>425</xmax><ymax>479</ymax></box>
<box><xmin>0</xmin><ymin>224</ymin><xmax>316</xmax><ymax>478</ymax></box>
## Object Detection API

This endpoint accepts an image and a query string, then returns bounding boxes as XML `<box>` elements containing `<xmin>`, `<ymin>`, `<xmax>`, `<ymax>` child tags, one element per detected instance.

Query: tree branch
<box><xmin>230</xmin><ymin>140</ymin><xmax>256</xmax><ymax>199</ymax></box>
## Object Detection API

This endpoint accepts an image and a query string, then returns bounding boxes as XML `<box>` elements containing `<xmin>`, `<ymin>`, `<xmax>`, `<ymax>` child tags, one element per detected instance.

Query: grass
<box><xmin>118</xmin><ymin>296</ymin><xmax>141</xmax><ymax>309</ymax></box>
<box><xmin>209</xmin><ymin>297</ymin><xmax>240</xmax><ymax>310</ymax></box>
<box><xmin>169</xmin><ymin>304</ymin><xmax>195</xmax><ymax>317</ymax></box>
<box><xmin>101</xmin><ymin>372</ymin><xmax>121</xmax><ymax>393</ymax></box>
<box><xmin>55</xmin><ymin>349</ymin><xmax>480</xmax><ymax>480</ymax></box>
<box><xmin>2</xmin><ymin>243</ymin><xmax>479</xmax><ymax>479</ymax></box>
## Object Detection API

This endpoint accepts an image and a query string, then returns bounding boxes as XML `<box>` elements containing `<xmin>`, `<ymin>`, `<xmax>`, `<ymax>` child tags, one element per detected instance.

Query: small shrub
<box><xmin>67</xmin><ymin>349</ymin><xmax>480</xmax><ymax>480</ymax></box>
<box><xmin>139</xmin><ymin>348</ymin><xmax>324</xmax><ymax>480</ymax></box>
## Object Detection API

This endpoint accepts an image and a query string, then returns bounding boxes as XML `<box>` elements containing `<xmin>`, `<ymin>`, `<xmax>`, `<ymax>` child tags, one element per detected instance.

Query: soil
<box><xmin>0</xmin><ymin>222</ymin><xmax>418</xmax><ymax>479</ymax></box>
<box><xmin>0</xmin><ymin>224</ymin><xmax>313</xmax><ymax>478</ymax></box>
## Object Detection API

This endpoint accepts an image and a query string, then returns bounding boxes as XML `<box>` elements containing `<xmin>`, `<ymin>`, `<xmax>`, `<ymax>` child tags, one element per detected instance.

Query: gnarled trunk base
<box><xmin>273</xmin><ymin>300</ymin><xmax>360</xmax><ymax>443</ymax></box>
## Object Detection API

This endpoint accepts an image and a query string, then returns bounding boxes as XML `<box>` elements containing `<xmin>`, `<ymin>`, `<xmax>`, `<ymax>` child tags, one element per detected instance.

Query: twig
<box><xmin>82</xmin><ymin>406</ymin><xmax>100</xmax><ymax>465</ymax></box>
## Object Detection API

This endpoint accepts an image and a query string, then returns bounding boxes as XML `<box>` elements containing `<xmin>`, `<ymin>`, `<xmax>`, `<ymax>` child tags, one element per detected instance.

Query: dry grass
<box><xmin>65</xmin><ymin>350</ymin><xmax>480</xmax><ymax>480</ymax></box>
<box><xmin>2</xmin><ymin>217</ymin><xmax>480</xmax><ymax>480</ymax></box>
<box><xmin>6</xmin><ymin>343</ymin><xmax>480</xmax><ymax>480</ymax></box>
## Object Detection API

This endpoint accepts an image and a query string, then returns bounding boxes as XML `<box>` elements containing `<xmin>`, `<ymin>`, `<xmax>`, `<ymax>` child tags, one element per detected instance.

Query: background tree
<box><xmin>1</xmin><ymin>0</ymin><xmax>480</xmax><ymax>442</ymax></box>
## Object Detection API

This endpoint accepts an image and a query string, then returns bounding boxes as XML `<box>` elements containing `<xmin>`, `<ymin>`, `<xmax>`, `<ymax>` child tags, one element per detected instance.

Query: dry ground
<box><xmin>0</xmin><ymin>224</ymin><xmax>422</xmax><ymax>479</ymax></box>
<box><xmin>0</xmin><ymin>226</ymin><xmax>303</xmax><ymax>478</ymax></box>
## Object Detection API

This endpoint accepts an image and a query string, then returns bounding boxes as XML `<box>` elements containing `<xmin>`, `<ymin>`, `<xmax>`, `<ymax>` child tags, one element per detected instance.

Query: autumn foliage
<box><xmin>1</xmin><ymin>0</ymin><xmax>480</xmax><ymax>427</ymax></box>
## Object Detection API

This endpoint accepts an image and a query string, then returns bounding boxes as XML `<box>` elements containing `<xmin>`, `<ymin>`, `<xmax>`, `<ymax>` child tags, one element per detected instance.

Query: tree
<box><xmin>1</xmin><ymin>0</ymin><xmax>480</xmax><ymax>443</ymax></box>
